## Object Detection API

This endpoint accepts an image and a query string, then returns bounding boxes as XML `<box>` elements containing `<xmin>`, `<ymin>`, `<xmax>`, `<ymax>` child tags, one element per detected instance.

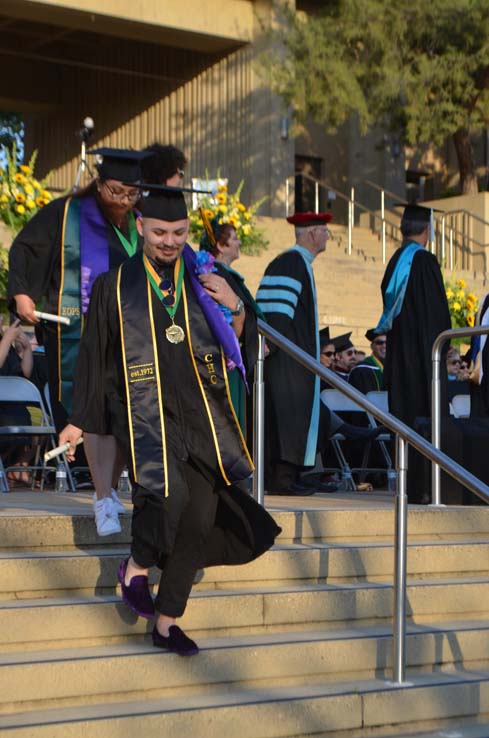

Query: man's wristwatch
<box><xmin>230</xmin><ymin>297</ymin><xmax>245</xmax><ymax>316</ymax></box>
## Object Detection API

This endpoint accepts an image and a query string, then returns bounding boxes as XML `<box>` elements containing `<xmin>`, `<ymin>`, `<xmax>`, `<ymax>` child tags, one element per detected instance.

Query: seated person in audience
<box><xmin>354</xmin><ymin>349</ymin><xmax>366</xmax><ymax>364</ymax></box>
<box><xmin>319</xmin><ymin>326</ymin><xmax>335</xmax><ymax>390</ymax></box>
<box><xmin>446</xmin><ymin>345</ymin><xmax>471</xmax><ymax>402</ymax></box>
<box><xmin>332</xmin><ymin>332</ymin><xmax>357</xmax><ymax>380</ymax></box>
<box><xmin>349</xmin><ymin>329</ymin><xmax>386</xmax><ymax>393</ymax></box>
<box><xmin>0</xmin><ymin>317</ymin><xmax>34</xmax><ymax>485</ymax></box>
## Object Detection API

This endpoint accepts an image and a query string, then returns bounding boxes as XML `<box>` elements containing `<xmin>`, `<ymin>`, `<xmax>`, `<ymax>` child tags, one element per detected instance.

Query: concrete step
<box><xmin>2</xmin><ymin>506</ymin><xmax>489</xmax><ymax>549</ymax></box>
<box><xmin>1</xmin><ymin>621</ymin><xmax>488</xmax><ymax>714</ymax></box>
<box><xmin>1</xmin><ymin>540</ymin><xmax>489</xmax><ymax>600</ymax></box>
<box><xmin>0</xmin><ymin>671</ymin><xmax>487</xmax><ymax>737</ymax></box>
<box><xmin>1</xmin><ymin>579</ymin><xmax>489</xmax><ymax>651</ymax></box>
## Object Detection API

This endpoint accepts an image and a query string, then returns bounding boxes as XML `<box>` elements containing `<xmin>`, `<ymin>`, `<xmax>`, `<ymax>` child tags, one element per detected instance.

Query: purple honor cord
<box><xmin>182</xmin><ymin>245</ymin><xmax>248</xmax><ymax>387</ymax></box>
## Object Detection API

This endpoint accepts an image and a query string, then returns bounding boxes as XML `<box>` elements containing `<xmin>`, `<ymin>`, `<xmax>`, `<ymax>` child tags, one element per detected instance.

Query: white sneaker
<box><xmin>111</xmin><ymin>488</ymin><xmax>127</xmax><ymax>514</ymax></box>
<box><xmin>93</xmin><ymin>497</ymin><xmax>121</xmax><ymax>537</ymax></box>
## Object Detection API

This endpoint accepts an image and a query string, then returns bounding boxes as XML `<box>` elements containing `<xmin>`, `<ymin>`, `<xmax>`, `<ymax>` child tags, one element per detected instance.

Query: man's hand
<box><xmin>58</xmin><ymin>424</ymin><xmax>83</xmax><ymax>462</ymax></box>
<box><xmin>14</xmin><ymin>294</ymin><xmax>38</xmax><ymax>324</ymax></box>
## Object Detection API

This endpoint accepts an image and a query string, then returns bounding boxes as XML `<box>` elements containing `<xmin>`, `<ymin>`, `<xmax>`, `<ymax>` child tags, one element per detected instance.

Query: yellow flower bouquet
<box><xmin>189</xmin><ymin>174</ymin><xmax>269</xmax><ymax>255</ymax></box>
<box><xmin>0</xmin><ymin>143</ymin><xmax>52</xmax><ymax>234</ymax></box>
<box><xmin>445</xmin><ymin>278</ymin><xmax>479</xmax><ymax>339</ymax></box>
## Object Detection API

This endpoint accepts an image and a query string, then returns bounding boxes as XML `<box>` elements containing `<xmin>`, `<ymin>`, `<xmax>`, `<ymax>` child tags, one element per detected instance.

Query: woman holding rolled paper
<box><xmin>7</xmin><ymin>147</ymin><xmax>152</xmax><ymax>535</ymax></box>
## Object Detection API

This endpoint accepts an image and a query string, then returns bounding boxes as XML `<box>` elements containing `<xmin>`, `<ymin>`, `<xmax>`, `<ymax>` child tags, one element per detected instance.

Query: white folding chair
<box><xmin>449</xmin><ymin>393</ymin><xmax>471</xmax><ymax>418</ymax></box>
<box><xmin>321</xmin><ymin>388</ymin><xmax>393</xmax><ymax>490</ymax></box>
<box><xmin>0</xmin><ymin>377</ymin><xmax>72</xmax><ymax>492</ymax></box>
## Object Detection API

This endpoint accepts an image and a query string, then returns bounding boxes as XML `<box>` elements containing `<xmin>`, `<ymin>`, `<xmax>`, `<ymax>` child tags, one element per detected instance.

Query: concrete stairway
<box><xmin>0</xmin><ymin>498</ymin><xmax>488</xmax><ymax>736</ymax></box>
<box><xmin>237</xmin><ymin>217</ymin><xmax>488</xmax><ymax>350</ymax></box>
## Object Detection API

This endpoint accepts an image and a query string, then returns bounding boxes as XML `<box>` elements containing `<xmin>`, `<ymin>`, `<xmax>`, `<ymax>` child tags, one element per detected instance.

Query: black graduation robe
<box><xmin>381</xmin><ymin>242</ymin><xmax>451</xmax><ymax>501</ymax></box>
<box><xmin>256</xmin><ymin>248</ymin><xmax>319</xmax><ymax>469</ymax></box>
<box><xmin>7</xmin><ymin>194</ymin><xmax>139</xmax><ymax>429</ymax></box>
<box><xmin>71</xmin><ymin>252</ymin><xmax>280</xmax><ymax>562</ymax></box>
<box><xmin>349</xmin><ymin>356</ymin><xmax>385</xmax><ymax>394</ymax></box>
<box><xmin>470</xmin><ymin>294</ymin><xmax>489</xmax><ymax>418</ymax></box>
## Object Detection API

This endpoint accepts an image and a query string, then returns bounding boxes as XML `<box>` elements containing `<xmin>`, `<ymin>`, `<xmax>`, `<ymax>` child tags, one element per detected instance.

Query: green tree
<box><xmin>264</xmin><ymin>0</ymin><xmax>489</xmax><ymax>195</ymax></box>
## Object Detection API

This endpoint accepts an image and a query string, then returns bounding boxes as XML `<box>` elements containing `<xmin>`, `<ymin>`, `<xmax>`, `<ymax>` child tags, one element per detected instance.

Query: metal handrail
<box><xmin>431</xmin><ymin>325</ymin><xmax>489</xmax><ymax>505</ymax></box>
<box><xmin>253</xmin><ymin>318</ymin><xmax>489</xmax><ymax>684</ymax></box>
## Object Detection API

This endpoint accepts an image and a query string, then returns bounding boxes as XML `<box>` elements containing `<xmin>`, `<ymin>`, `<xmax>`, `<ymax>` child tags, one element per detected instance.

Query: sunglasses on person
<box><xmin>321</xmin><ymin>350</ymin><xmax>335</xmax><ymax>357</ymax></box>
<box><xmin>373</xmin><ymin>339</ymin><xmax>387</xmax><ymax>346</ymax></box>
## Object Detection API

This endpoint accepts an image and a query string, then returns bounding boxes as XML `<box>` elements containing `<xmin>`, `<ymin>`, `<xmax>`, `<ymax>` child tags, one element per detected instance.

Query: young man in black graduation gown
<box><xmin>377</xmin><ymin>204</ymin><xmax>451</xmax><ymax>502</ymax></box>
<box><xmin>8</xmin><ymin>148</ymin><xmax>152</xmax><ymax>535</ymax></box>
<box><xmin>256</xmin><ymin>211</ymin><xmax>332</xmax><ymax>495</ymax></box>
<box><xmin>60</xmin><ymin>184</ymin><xmax>280</xmax><ymax>655</ymax></box>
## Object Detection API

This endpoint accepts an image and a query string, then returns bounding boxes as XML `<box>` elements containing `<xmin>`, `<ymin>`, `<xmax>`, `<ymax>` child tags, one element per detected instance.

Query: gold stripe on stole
<box><xmin>117</xmin><ymin>266</ymin><xmax>138</xmax><ymax>483</ymax></box>
<box><xmin>56</xmin><ymin>196</ymin><xmax>71</xmax><ymax>401</ymax></box>
<box><xmin>220</xmin><ymin>350</ymin><xmax>254</xmax><ymax>470</ymax></box>
<box><xmin>181</xmin><ymin>280</ymin><xmax>231</xmax><ymax>486</ymax></box>
<box><xmin>146</xmin><ymin>277</ymin><xmax>169</xmax><ymax>496</ymax></box>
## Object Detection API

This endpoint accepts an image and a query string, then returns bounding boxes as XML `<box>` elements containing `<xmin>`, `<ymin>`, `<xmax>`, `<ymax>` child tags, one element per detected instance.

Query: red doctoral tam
<box><xmin>286</xmin><ymin>211</ymin><xmax>332</xmax><ymax>226</ymax></box>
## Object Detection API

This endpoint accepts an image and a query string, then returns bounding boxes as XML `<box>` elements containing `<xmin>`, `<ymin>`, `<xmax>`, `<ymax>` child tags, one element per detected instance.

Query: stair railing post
<box><xmin>393</xmin><ymin>434</ymin><xmax>408</xmax><ymax>684</ymax></box>
<box><xmin>449</xmin><ymin>227</ymin><xmax>454</xmax><ymax>270</ymax></box>
<box><xmin>285</xmin><ymin>178</ymin><xmax>290</xmax><ymax>218</ymax></box>
<box><xmin>381</xmin><ymin>189</ymin><xmax>386</xmax><ymax>264</ymax></box>
<box><xmin>315</xmin><ymin>181</ymin><xmax>319</xmax><ymax>214</ymax></box>
<box><xmin>441</xmin><ymin>215</ymin><xmax>446</xmax><ymax>265</ymax></box>
<box><xmin>348</xmin><ymin>188</ymin><xmax>354</xmax><ymax>255</ymax></box>
<box><xmin>252</xmin><ymin>333</ymin><xmax>266</xmax><ymax>507</ymax></box>
<box><xmin>431</xmin><ymin>335</ymin><xmax>443</xmax><ymax>506</ymax></box>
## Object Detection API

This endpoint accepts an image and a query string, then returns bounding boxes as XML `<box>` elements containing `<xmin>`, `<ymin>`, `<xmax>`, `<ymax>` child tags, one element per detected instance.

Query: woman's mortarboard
<box><xmin>319</xmin><ymin>326</ymin><xmax>331</xmax><ymax>347</ymax></box>
<box><xmin>88</xmin><ymin>148</ymin><xmax>153</xmax><ymax>184</ymax></box>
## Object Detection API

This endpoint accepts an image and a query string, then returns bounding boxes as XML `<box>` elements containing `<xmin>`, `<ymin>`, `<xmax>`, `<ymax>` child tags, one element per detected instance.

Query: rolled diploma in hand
<box><xmin>44</xmin><ymin>437</ymin><xmax>83</xmax><ymax>461</ymax></box>
<box><xmin>34</xmin><ymin>311</ymin><xmax>70</xmax><ymax>326</ymax></box>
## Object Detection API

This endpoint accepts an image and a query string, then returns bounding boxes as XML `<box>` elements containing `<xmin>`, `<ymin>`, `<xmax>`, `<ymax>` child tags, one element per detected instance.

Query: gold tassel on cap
<box><xmin>200</xmin><ymin>206</ymin><xmax>217</xmax><ymax>247</ymax></box>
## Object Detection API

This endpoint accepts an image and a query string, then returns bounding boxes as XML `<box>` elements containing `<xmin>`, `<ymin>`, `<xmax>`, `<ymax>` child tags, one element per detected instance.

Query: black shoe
<box><xmin>337</xmin><ymin>423</ymin><xmax>387</xmax><ymax>441</ymax></box>
<box><xmin>152</xmin><ymin>625</ymin><xmax>199</xmax><ymax>656</ymax></box>
<box><xmin>268</xmin><ymin>482</ymin><xmax>316</xmax><ymax>496</ymax></box>
<box><xmin>300</xmin><ymin>476</ymin><xmax>338</xmax><ymax>493</ymax></box>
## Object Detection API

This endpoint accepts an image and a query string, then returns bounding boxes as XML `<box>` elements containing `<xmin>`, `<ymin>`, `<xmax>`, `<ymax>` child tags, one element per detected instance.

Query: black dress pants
<box><xmin>131</xmin><ymin>458</ymin><xmax>218</xmax><ymax>618</ymax></box>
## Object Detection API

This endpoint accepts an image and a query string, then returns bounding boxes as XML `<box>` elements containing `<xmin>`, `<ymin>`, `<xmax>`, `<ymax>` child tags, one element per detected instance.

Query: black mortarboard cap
<box><xmin>129</xmin><ymin>183</ymin><xmax>210</xmax><ymax>222</ymax></box>
<box><xmin>88</xmin><ymin>148</ymin><xmax>152</xmax><ymax>183</ymax></box>
<box><xmin>319</xmin><ymin>326</ymin><xmax>331</xmax><ymax>347</ymax></box>
<box><xmin>365</xmin><ymin>328</ymin><xmax>377</xmax><ymax>342</ymax></box>
<box><xmin>332</xmin><ymin>331</ymin><xmax>354</xmax><ymax>352</ymax></box>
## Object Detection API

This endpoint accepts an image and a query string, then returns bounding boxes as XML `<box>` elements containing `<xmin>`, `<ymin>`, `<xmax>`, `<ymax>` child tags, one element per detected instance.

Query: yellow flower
<box><xmin>452</xmin><ymin>301</ymin><xmax>461</xmax><ymax>311</ymax></box>
<box><xmin>32</xmin><ymin>179</ymin><xmax>40</xmax><ymax>188</ymax></box>
<box><xmin>41</xmin><ymin>189</ymin><xmax>50</xmax><ymax>199</ymax></box>
<box><xmin>467</xmin><ymin>292</ymin><xmax>477</xmax><ymax>302</ymax></box>
<box><xmin>244</xmin><ymin>211</ymin><xmax>251</xmax><ymax>220</ymax></box>
<box><xmin>24</xmin><ymin>183</ymin><xmax>33</xmax><ymax>195</ymax></box>
<box><xmin>204</xmin><ymin>209</ymin><xmax>214</xmax><ymax>220</ymax></box>
<box><xmin>15</xmin><ymin>193</ymin><xmax>25</xmax><ymax>203</ymax></box>
<box><xmin>20</xmin><ymin>165</ymin><xmax>32</xmax><ymax>174</ymax></box>
<box><xmin>36</xmin><ymin>196</ymin><xmax>44</xmax><ymax>207</ymax></box>
<box><xmin>228</xmin><ymin>217</ymin><xmax>238</xmax><ymax>228</ymax></box>
<box><xmin>446</xmin><ymin>288</ymin><xmax>454</xmax><ymax>299</ymax></box>
<box><xmin>237</xmin><ymin>202</ymin><xmax>246</xmax><ymax>212</ymax></box>
<box><xmin>15</xmin><ymin>173</ymin><xmax>25</xmax><ymax>184</ymax></box>
<box><xmin>0</xmin><ymin>194</ymin><xmax>8</xmax><ymax>203</ymax></box>
<box><xmin>242</xmin><ymin>224</ymin><xmax>251</xmax><ymax>236</ymax></box>
<box><xmin>16</xmin><ymin>204</ymin><xmax>25</xmax><ymax>215</ymax></box>
<box><xmin>217</xmin><ymin>184</ymin><xmax>228</xmax><ymax>193</ymax></box>
<box><xmin>467</xmin><ymin>313</ymin><xmax>475</xmax><ymax>327</ymax></box>
<box><xmin>26</xmin><ymin>199</ymin><xmax>36</xmax><ymax>210</ymax></box>
<box><xmin>466</xmin><ymin>299</ymin><xmax>475</xmax><ymax>311</ymax></box>
<box><xmin>456</xmin><ymin>278</ymin><xmax>466</xmax><ymax>289</ymax></box>
<box><xmin>455</xmin><ymin>289</ymin><xmax>465</xmax><ymax>300</ymax></box>
<box><xmin>217</xmin><ymin>193</ymin><xmax>227</xmax><ymax>204</ymax></box>
<box><xmin>41</xmin><ymin>198</ymin><xmax>50</xmax><ymax>206</ymax></box>
<box><xmin>218</xmin><ymin>204</ymin><xmax>228</xmax><ymax>214</ymax></box>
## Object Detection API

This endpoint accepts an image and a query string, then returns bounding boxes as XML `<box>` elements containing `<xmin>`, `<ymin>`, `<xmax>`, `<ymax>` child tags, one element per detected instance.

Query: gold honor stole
<box><xmin>116</xmin><ymin>256</ymin><xmax>253</xmax><ymax>495</ymax></box>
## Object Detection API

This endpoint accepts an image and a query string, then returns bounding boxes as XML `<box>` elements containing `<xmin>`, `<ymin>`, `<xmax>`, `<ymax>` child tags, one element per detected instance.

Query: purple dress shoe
<box><xmin>152</xmin><ymin>625</ymin><xmax>199</xmax><ymax>656</ymax></box>
<box><xmin>117</xmin><ymin>558</ymin><xmax>155</xmax><ymax>619</ymax></box>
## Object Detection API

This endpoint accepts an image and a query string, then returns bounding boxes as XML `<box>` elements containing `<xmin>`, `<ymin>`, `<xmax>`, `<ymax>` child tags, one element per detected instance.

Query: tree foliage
<box><xmin>264</xmin><ymin>0</ymin><xmax>489</xmax><ymax>193</ymax></box>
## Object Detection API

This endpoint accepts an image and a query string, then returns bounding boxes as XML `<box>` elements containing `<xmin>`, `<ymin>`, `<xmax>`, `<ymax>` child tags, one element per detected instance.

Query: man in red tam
<box><xmin>256</xmin><ymin>211</ymin><xmax>333</xmax><ymax>495</ymax></box>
